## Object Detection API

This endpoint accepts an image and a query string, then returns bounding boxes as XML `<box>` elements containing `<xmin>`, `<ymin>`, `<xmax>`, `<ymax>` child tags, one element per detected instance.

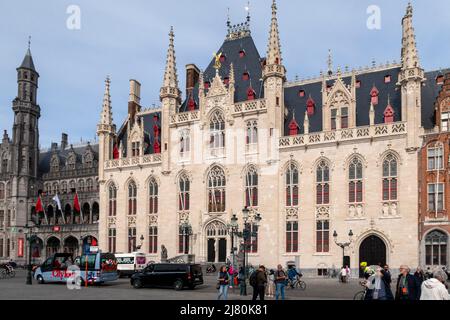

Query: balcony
<box><xmin>170</xmin><ymin>110</ymin><xmax>200</xmax><ymax>126</ymax></box>
<box><xmin>279</xmin><ymin>122</ymin><xmax>407</xmax><ymax>149</ymax></box>
<box><xmin>104</xmin><ymin>154</ymin><xmax>162</xmax><ymax>170</ymax></box>
<box><xmin>233</xmin><ymin>98</ymin><xmax>267</xmax><ymax>116</ymax></box>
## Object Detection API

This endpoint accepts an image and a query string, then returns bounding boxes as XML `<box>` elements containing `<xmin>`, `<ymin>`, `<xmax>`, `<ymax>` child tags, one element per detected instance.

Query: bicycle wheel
<box><xmin>9</xmin><ymin>271</ymin><xmax>15</xmax><ymax>278</ymax></box>
<box><xmin>353</xmin><ymin>290</ymin><xmax>365</xmax><ymax>300</ymax></box>
<box><xmin>0</xmin><ymin>269</ymin><xmax>6</xmax><ymax>279</ymax></box>
<box><xmin>297</xmin><ymin>281</ymin><xmax>306</xmax><ymax>290</ymax></box>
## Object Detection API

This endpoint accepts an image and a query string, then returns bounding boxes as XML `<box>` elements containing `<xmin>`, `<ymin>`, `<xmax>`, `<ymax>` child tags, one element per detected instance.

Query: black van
<box><xmin>130</xmin><ymin>263</ymin><xmax>203</xmax><ymax>290</ymax></box>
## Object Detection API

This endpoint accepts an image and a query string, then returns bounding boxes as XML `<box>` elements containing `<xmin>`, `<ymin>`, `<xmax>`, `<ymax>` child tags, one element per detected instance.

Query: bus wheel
<box><xmin>132</xmin><ymin>279</ymin><xmax>143</xmax><ymax>289</ymax></box>
<box><xmin>174</xmin><ymin>279</ymin><xmax>183</xmax><ymax>291</ymax></box>
<box><xmin>37</xmin><ymin>275</ymin><xmax>44</xmax><ymax>284</ymax></box>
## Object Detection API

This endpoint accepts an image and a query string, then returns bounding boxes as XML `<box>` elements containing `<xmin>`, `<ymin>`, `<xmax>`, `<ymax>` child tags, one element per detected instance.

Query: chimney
<box><xmin>51</xmin><ymin>142</ymin><xmax>58</xmax><ymax>151</ymax></box>
<box><xmin>128</xmin><ymin>80</ymin><xmax>141</xmax><ymax>125</ymax></box>
<box><xmin>61</xmin><ymin>133</ymin><xmax>68</xmax><ymax>150</ymax></box>
<box><xmin>186</xmin><ymin>64</ymin><xmax>200</xmax><ymax>94</ymax></box>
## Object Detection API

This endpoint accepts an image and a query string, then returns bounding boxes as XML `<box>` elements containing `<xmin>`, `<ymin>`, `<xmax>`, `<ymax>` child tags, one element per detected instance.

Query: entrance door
<box><xmin>359</xmin><ymin>235</ymin><xmax>387</xmax><ymax>277</ymax></box>
<box><xmin>218</xmin><ymin>238</ymin><xmax>227</xmax><ymax>263</ymax></box>
<box><xmin>207</xmin><ymin>239</ymin><xmax>216</xmax><ymax>263</ymax></box>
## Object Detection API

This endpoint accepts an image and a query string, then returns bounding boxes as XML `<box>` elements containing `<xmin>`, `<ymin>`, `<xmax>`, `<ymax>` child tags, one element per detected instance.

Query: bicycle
<box><xmin>1</xmin><ymin>264</ymin><xmax>15</xmax><ymax>278</ymax></box>
<box><xmin>287</xmin><ymin>275</ymin><xmax>307</xmax><ymax>290</ymax></box>
<box><xmin>353</xmin><ymin>280</ymin><xmax>368</xmax><ymax>300</ymax></box>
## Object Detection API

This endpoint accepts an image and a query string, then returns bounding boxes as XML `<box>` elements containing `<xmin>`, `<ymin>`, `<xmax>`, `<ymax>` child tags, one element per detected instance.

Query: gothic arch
<box><xmin>311</xmin><ymin>156</ymin><xmax>332</xmax><ymax>174</ymax></box>
<box><xmin>377</xmin><ymin>149</ymin><xmax>402</xmax><ymax>167</ymax></box>
<box><xmin>123</xmin><ymin>177</ymin><xmax>138</xmax><ymax>191</ymax></box>
<box><xmin>203</xmin><ymin>163</ymin><xmax>229</xmax><ymax>183</ymax></box>
<box><xmin>353</xmin><ymin>229</ymin><xmax>393</xmax><ymax>256</ymax></box>
<box><xmin>343</xmin><ymin>153</ymin><xmax>367</xmax><ymax>171</ymax></box>
<box><xmin>240</xmin><ymin>163</ymin><xmax>259</xmax><ymax>178</ymax></box>
<box><xmin>175</xmin><ymin>169</ymin><xmax>193</xmax><ymax>185</ymax></box>
<box><xmin>280</xmin><ymin>159</ymin><xmax>302</xmax><ymax>177</ymax></box>
<box><xmin>144</xmin><ymin>175</ymin><xmax>161</xmax><ymax>189</ymax></box>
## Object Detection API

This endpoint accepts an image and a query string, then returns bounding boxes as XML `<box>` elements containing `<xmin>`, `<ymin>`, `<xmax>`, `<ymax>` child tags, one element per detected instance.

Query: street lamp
<box><xmin>227</xmin><ymin>214</ymin><xmax>239</xmax><ymax>272</ymax></box>
<box><xmin>333</xmin><ymin>230</ymin><xmax>354</xmax><ymax>268</ymax></box>
<box><xmin>232</xmin><ymin>206</ymin><xmax>262</xmax><ymax>296</ymax></box>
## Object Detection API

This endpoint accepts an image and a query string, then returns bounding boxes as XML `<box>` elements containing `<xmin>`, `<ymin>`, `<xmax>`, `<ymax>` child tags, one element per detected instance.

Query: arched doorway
<box><xmin>205</xmin><ymin>221</ymin><xmax>227</xmax><ymax>263</ymax></box>
<box><xmin>46</xmin><ymin>237</ymin><xmax>60</xmax><ymax>258</ymax></box>
<box><xmin>63</xmin><ymin>236</ymin><xmax>79</xmax><ymax>256</ymax></box>
<box><xmin>359</xmin><ymin>235</ymin><xmax>387</xmax><ymax>277</ymax></box>
<box><xmin>64</xmin><ymin>204</ymin><xmax>72</xmax><ymax>224</ymax></box>
<box><xmin>92</xmin><ymin>202</ymin><xmax>99</xmax><ymax>223</ymax></box>
<box><xmin>83</xmin><ymin>203</ymin><xmax>90</xmax><ymax>224</ymax></box>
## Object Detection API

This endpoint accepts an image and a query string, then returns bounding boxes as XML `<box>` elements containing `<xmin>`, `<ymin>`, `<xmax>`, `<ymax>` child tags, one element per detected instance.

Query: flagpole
<box><xmin>42</xmin><ymin>196</ymin><xmax>49</xmax><ymax>225</ymax></box>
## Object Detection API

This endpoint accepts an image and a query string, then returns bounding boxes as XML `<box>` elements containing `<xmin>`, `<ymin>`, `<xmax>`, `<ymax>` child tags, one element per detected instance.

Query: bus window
<box><xmin>80</xmin><ymin>255</ymin><xmax>96</xmax><ymax>270</ymax></box>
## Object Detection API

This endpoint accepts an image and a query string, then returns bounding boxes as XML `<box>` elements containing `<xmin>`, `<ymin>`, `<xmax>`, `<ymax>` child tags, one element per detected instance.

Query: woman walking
<box><xmin>217</xmin><ymin>265</ymin><xmax>230</xmax><ymax>300</ymax></box>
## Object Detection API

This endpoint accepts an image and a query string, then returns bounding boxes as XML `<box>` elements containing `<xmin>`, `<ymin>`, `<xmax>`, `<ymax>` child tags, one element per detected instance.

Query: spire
<box><xmin>369</xmin><ymin>102</ymin><xmax>375</xmax><ymax>126</ymax></box>
<box><xmin>162</xmin><ymin>26</ymin><xmax>179</xmax><ymax>90</ymax></box>
<box><xmin>266</xmin><ymin>0</ymin><xmax>282</xmax><ymax>65</ymax></box>
<box><xmin>99</xmin><ymin>76</ymin><xmax>113</xmax><ymax>126</ymax></box>
<box><xmin>303</xmin><ymin>111</ymin><xmax>310</xmax><ymax>135</ymax></box>
<box><xmin>401</xmin><ymin>2</ymin><xmax>420</xmax><ymax>69</ymax></box>
<box><xmin>19</xmin><ymin>36</ymin><xmax>36</xmax><ymax>71</ymax></box>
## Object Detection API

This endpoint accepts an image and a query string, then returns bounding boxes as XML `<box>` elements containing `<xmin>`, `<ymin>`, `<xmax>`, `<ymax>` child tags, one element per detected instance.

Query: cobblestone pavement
<box><xmin>0</xmin><ymin>270</ymin><xmax>371</xmax><ymax>300</ymax></box>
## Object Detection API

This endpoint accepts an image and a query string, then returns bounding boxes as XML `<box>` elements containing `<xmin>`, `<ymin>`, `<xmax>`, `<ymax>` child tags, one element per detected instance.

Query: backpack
<box><xmin>249</xmin><ymin>271</ymin><xmax>258</xmax><ymax>287</ymax></box>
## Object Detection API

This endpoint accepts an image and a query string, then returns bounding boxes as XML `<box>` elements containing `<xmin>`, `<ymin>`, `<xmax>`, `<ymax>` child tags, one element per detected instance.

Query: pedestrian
<box><xmin>383</xmin><ymin>264</ymin><xmax>392</xmax><ymax>285</ymax></box>
<box><xmin>251</xmin><ymin>265</ymin><xmax>267</xmax><ymax>301</ymax></box>
<box><xmin>274</xmin><ymin>264</ymin><xmax>287</xmax><ymax>300</ymax></box>
<box><xmin>217</xmin><ymin>265</ymin><xmax>230</xmax><ymax>300</ymax></box>
<box><xmin>228</xmin><ymin>264</ymin><xmax>234</xmax><ymax>289</ymax></box>
<box><xmin>364</xmin><ymin>266</ymin><xmax>394</xmax><ymax>300</ymax></box>
<box><xmin>265</xmin><ymin>269</ymin><xmax>275</xmax><ymax>298</ymax></box>
<box><xmin>420</xmin><ymin>269</ymin><xmax>450</xmax><ymax>300</ymax></box>
<box><xmin>345</xmin><ymin>265</ymin><xmax>351</xmax><ymax>281</ymax></box>
<box><xmin>414</xmin><ymin>266</ymin><xmax>425</xmax><ymax>297</ymax></box>
<box><xmin>238</xmin><ymin>266</ymin><xmax>246</xmax><ymax>296</ymax></box>
<box><xmin>395</xmin><ymin>265</ymin><xmax>419</xmax><ymax>300</ymax></box>
<box><xmin>340</xmin><ymin>266</ymin><xmax>347</xmax><ymax>283</ymax></box>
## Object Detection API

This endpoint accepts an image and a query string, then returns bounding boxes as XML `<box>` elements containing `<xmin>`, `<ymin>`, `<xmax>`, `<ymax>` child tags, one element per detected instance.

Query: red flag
<box><xmin>113</xmin><ymin>144</ymin><xmax>119</xmax><ymax>159</ymax></box>
<box><xmin>35</xmin><ymin>196</ymin><xmax>44</xmax><ymax>213</ymax></box>
<box><xmin>73</xmin><ymin>193</ymin><xmax>81</xmax><ymax>212</ymax></box>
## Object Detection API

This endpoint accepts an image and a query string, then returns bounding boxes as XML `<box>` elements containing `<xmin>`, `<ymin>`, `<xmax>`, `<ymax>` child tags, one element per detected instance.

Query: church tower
<box><xmin>9</xmin><ymin>42</ymin><xmax>41</xmax><ymax>256</ymax></box>
<box><xmin>398</xmin><ymin>3</ymin><xmax>424</xmax><ymax>151</ymax></box>
<box><xmin>160</xmin><ymin>27</ymin><xmax>181</xmax><ymax>173</ymax></box>
<box><xmin>263</xmin><ymin>0</ymin><xmax>286</xmax><ymax>139</ymax></box>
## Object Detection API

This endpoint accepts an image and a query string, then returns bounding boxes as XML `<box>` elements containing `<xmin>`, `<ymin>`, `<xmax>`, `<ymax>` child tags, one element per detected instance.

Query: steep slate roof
<box><xmin>19</xmin><ymin>48</ymin><xmax>36</xmax><ymax>72</ymax></box>
<box><xmin>179</xmin><ymin>34</ymin><xmax>264</xmax><ymax>112</ymax></box>
<box><xmin>284</xmin><ymin>67</ymin><xmax>448</xmax><ymax>135</ymax></box>
<box><xmin>38</xmin><ymin>143</ymin><xmax>99</xmax><ymax>176</ymax></box>
<box><xmin>141</xmin><ymin>112</ymin><xmax>162</xmax><ymax>155</ymax></box>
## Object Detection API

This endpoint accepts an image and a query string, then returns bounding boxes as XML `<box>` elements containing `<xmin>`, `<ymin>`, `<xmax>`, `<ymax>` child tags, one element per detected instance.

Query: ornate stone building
<box><xmin>97</xmin><ymin>2</ymin><xmax>447</xmax><ymax>275</ymax></box>
<box><xmin>418</xmin><ymin>72</ymin><xmax>450</xmax><ymax>270</ymax></box>
<box><xmin>0</xmin><ymin>46</ymin><xmax>99</xmax><ymax>264</ymax></box>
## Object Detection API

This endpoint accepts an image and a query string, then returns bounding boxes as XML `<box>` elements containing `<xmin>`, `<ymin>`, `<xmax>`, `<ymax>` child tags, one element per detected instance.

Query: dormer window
<box><xmin>223</xmin><ymin>77</ymin><xmax>230</xmax><ymax>85</ymax></box>
<box><xmin>356</xmin><ymin>80</ymin><xmax>361</xmax><ymax>88</ymax></box>
<box><xmin>239</xmin><ymin>50</ymin><xmax>246</xmax><ymax>58</ymax></box>
<box><xmin>298</xmin><ymin>90</ymin><xmax>305</xmax><ymax>98</ymax></box>
<box><xmin>204</xmin><ymin>81</ymin><xmax>210</xmax><ymax>89</ymax></box>
<box><xmin>131</xmin><ymin>142</ymin><xmax>140</xmax><ymax>157</ymax></box>
<box><xmin>220</xmin><ymin>54</ymin><xmax>226</xmax><ymax>63</ymax></box>
<box><xmin>436</xmin><ymin>75</ymin><xmax>444</xmax><ymax>85</ymax></box>
<box><xmin>242</xmin><ymin>72</ymin><xmax>250</xmax><ymax>81</ymax></box>
<box><xmin>247</xmin><ymin>87</ymin><xmax>256</xmax><ymax>101</ymax></box>
<box><xmin>384</xmin><ymin>75</ymin><xmax>392</xmax><ymax>83</ymax></box>
<box><xmin>188</xmin><ymin>97</ymin><xmax>196</xmax><ymax>111</ymax></box>
<box><xmin>306</xmin><ymin>95</ymin><xmax>316</xmax><ymax>116</ymax></box>
<box><xmin>370</xmin><ymin>85</ymin><xmax>379</xmax><ymax>106</ymax></box>
<box><xmin>384</xmin><ymin>101</ymin><xmax>395</xmax><ymax>123</ymax></box>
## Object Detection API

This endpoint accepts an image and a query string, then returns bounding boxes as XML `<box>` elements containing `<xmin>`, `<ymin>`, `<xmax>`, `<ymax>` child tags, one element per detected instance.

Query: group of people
<box><xmin>217</xmin><ymin>263</ymin><xmax>302</xmax><ymax>301</ymax></box>
<box><xmin>360</xmin><ymin>262</ymin><xmax>450</xmax><ymax>300</ymax></box>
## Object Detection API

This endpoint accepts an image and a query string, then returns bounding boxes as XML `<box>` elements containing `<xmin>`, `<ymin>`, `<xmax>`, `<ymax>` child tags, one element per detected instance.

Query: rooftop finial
<box><xmin>245</xmin><ymin>1</ymin><xmax>251</xmax><ymax>23</ymax></box>
<box><xmin>327</xmin><ymin>49</ymin><xmax>333</xmax><ymax>76</ymax></box>
<box><xmin>227</xmin><ymin>7</ymin><xmax>231</xmax><ymax>28</ymax></box>
<box><xmin>28</xmin><ymin>36</ymin><xmax>31</xmax><ymax>50</ymax></box>
<box><xmin>266</xmin><ymin>0</ymin><xmax>282</xmax><ymax>65</ymax></box>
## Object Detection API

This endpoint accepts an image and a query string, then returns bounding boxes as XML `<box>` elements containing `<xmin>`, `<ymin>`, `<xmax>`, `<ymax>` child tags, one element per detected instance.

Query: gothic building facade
<box><xmin>0</xmin><ymin>47</ymin><xmax>99</xmax><ymax>264</ymax></box>
<box><xmin>97</xmin><ymin>2</ymin><xmax>448</xmax><ymax>275</ymax></box>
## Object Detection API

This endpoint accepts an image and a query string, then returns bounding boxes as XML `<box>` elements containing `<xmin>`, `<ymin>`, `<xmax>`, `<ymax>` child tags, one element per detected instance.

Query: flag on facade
<box><xmin>73</xmin><ymin>192</ymin><xmax>81</xmax><ymax>212</ymax></box>
<box><xmin>52</xmin><ymin>194</ymin><xmax>62</xmax><ymax>212</ymax></box>
<box><xmin>35</xmin><ymin>195</ymin><xmax>44</xmax><ymax>213</ymax></box>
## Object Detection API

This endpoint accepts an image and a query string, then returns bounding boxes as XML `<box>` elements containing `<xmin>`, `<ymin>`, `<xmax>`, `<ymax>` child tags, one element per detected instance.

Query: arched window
<box><xmin>67</xmin><ymin>154</ymin><xmax>76</xmax><ymax>170</ymax></box>
<box><xmin>78</xmin><ymin>180</ymin><xmax>85</xmax><ymax>193</ymax></box>
<box><xmin>86</xmin><ymin>179</ymin><xmax>93</xmax><ymax>192</ymax></box>
<box><xmin>207</xmin><ymin>166</ymin><xmax>226</xmax><ymax>213</ymax></box>
<box><xmin>148</xmin><ymin>226</ymin><xmax>158</xmax><ymax>254</ymax></box>
<box><xmin>178</xmin><ymin>173</ymin><xmax>190</xmax><ymax>211</ymax></box>
<box><xmin>109</xmin><ymin>183</ymin><xmax>117</xmax><ymax>217</ymax></box>
<box><xmin>128</xmin><ymin>182</ymin><xmax>137</xmax><ymax>216</ymax></box>
<box><xmin>245</xmin><ymin>166</ymin><xmax>258</xmax><ymax>207</ymax></box>
<box><xmin>209</xmin><ymin>111</ymin><xmax>225</xmax><ymax>150</ymax></box>
<box><xmin>425</xmin><ymin>230</ymin><xmax>448</xmax><ymax>266</ymax></box>
<box><xmin>0</xmin><ymin>183</ymin><xmax>4</xmax><ymax>200</ymax></box>
<box><xmin>349</xmin><ymin>157</ymin><xmax>363</xmax><ymax>203</ymax></box>
<box><xmin>52</xmin><ymin>182</ymin><xmax>59</xmax><ymax>195</ymax></box>
<box><xmin>316</xmin><ymin>160</ymin><xmax>330</xmax><ymax>205</ymax></box>
<box><xmin>285</xmin><ymin>163</ymin><xmax>299</xmax><ymax>207</ymax></box>
<box><xmin>382</xmin><ymin>154</ymin><xmax>398</xmax><ymax>201</ymax></box>
<box><xmin>61</xmin><ymin>181</ymin><xmax>68</xmax><ymax>194</ymax></box>
<box><xmin>1</xmin><ymin>154</ymin><xmax>8</xmax><ymax>173</ymax></box>
<box><xmin>148</xmin><ymin>178</ymin><xmax>158</xmax><ymax>214</ymax></box>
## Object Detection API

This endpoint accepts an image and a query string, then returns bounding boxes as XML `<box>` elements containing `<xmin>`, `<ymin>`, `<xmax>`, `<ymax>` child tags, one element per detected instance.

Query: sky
<box><xmin>0</xmin><ymin>0</ymin><xmax>449</xmax><ymax>148</ymax></box>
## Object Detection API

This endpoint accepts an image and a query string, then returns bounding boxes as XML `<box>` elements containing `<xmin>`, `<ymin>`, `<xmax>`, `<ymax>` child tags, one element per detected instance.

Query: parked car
<box><xmin>115</xmin><ymin>252</ymin><xmax>147</xmax><ymax>278</ymax></box>
<box><xmin>130</xmin><ymin>263</ymin><xmax>203</xmax><ymax>290</ymax></box>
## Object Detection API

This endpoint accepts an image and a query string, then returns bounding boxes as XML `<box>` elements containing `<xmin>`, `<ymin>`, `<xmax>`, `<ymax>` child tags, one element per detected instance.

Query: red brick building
<box><xmin>418</xmin><ymin>73</ymin><xmax>450</xmax><ymax>269</ymax></box>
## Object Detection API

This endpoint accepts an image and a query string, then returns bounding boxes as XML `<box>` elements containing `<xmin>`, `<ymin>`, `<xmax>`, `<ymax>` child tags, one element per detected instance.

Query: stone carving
<box><xmin>286</xmin><ymin>207</ymin><xmax>299</xmax><ymax>220</ymax></box>
<box><xmin>349</xmin><ymin>204</ymin><xmax>364</xmax><ymax>218</ymax></box>
<box><xmin>161</xmin><ymin>245</ymin><xmax>168</xmax><ymax>262</ymax></box>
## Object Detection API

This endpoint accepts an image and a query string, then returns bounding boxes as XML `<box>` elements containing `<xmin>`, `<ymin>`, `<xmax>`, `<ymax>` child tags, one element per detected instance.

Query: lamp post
<box><xmin>333</xmin><ymin>230</ymin><xmax>354</xmax><ymax>268</ymax></box>
<box><xmin>180</xmin><ymin>221</ymin><xmax>192</xmax><ymax>255</ymax></box>
<box><xmin>233</xmin><ymin>206</ymin><xmax>262</xmax><ymax>296</ymax></box>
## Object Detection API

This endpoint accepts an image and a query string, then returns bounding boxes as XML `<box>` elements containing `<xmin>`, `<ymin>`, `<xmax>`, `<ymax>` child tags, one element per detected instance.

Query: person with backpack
<box><xmin>274</xmin><ymin>264</ymin><xmax>287</xmax><ymax>300</ymax></box>
<box><xmin>251</xmin><ymin>265</ymin><xmax>267</xmax><ymax>301</ymax></box>
<box><xmin>217</xmin><ymin>265</ymin><xmax>230</xmax><ymax>300</ymax></box>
